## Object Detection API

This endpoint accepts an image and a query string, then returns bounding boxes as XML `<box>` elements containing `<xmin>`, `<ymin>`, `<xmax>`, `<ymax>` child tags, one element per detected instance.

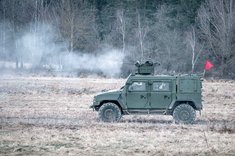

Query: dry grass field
<box><xmin>0</xmin><ymin>76</ymin><xmax>235</xmax><ymax>156</ymax></box>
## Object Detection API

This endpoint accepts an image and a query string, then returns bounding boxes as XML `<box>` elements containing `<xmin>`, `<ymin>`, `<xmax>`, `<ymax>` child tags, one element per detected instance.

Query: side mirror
<box><xmin>126</xmin><ymin>82</ymin><xmax>131</xmax><ymax>85</ymax></box>
<box><xmin>128</xmin><ymin>86</ymin><xmax>133</xmax><ymax>91</ymax></box>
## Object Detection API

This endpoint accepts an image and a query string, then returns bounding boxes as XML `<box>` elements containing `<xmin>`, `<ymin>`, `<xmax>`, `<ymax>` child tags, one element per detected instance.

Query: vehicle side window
<box><xmin>153</xmin><ymin>82</ymin><xmax>170</xmax><ymax>91</ymax></box>
<box><xmin>129</xmin><ymin>82</ymin><xmax>146</xmax><ymax>91</ymax></box>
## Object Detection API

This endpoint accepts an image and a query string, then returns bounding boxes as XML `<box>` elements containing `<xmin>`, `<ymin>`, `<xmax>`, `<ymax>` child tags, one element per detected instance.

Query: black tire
<box><xmin>173</xmin><ymin>104</ymin><xmax>196</xmax><ymax>124</ymax></box>
<box><xmin>98</xmin><ymin>103</ymin><xmax>122</xmax><ymax>122</ymax></box>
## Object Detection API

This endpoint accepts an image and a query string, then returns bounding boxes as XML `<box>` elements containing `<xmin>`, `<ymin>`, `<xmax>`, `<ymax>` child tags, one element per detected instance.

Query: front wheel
<box><xmin>173</xmin><ymin>104</ymin><xmax>196</xmax><ymax>124</ymax></box>
<box><xmin>98</xmin><ymin>103</ymin><xmax>122</xmax><ymax>122</ymax></box>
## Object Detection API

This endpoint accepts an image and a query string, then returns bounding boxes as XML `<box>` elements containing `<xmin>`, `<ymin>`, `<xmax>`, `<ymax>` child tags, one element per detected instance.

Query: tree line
<box><xmin>0</xmin><ymin>0</ymin><xmax>234</xmax><ymax>78</ymax></box>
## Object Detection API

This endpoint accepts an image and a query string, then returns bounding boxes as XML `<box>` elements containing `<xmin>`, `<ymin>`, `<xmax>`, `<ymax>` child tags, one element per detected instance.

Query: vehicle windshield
<box><xmin>120</xmin><ymin>73</ymin><xmax>132</xmax><ymax>90</ymax></box>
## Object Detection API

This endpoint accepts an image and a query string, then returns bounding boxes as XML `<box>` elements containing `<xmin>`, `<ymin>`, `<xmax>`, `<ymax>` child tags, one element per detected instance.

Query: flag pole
<box><xmin>203</xmin><ymin>69</ymin><xmax>206</xmax><ymax>77</ymax></box>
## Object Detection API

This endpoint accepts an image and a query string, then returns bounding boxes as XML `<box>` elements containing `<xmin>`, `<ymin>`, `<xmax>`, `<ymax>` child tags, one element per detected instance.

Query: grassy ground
<box><xmin>0</xmin><ymin>76</ymin><xmax>235</xmax><ymax>155</ymax></box>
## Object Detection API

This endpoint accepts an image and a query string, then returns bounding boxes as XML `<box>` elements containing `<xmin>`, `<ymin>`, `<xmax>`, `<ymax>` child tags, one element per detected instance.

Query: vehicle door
<box><xmin>126</xmin><ymin>81</ymin><xmax>149</xmax><ymax>109</ymax></box>
<box><xmin>150</xmin><ymin>80</ymin><xmax>172</xmax><ymax>109</ymax></box>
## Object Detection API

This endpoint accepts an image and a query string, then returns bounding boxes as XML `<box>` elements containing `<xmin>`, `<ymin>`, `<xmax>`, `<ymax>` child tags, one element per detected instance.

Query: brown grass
<box><xmin>0</xmin><ymin>76</ymin><xmax>235</xmax><ymax>155</ymax></box>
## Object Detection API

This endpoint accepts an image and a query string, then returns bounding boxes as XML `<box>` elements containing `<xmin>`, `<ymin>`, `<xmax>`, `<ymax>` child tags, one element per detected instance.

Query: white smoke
<box><xmin>18</xmin><ymin>24</ymin><xmax>65</xmax><ymax>66</ymax></box>
<box><xmin>12</xmin><ymin>23</ymin><xmax>125</xmax><ymax>77</ymax></box>
<box><xmin>63</xmin><ymin>49</ymin><xmax>124</xmax><ymax>77</ymax></box>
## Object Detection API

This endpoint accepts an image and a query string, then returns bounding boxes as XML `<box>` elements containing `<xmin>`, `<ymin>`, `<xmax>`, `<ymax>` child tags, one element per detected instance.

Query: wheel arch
<box><xmin>96</xmin><ymin>100</ymin><xmax>123</xmax><ymax>113</ymax></box>
<box><xmin>170</xmin><ymin>101</ymin><xmax>197</xmax><ymax>114</ymax></box>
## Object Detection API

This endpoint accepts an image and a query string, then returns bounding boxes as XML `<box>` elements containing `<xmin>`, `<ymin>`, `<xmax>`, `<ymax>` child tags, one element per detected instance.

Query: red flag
<box><xmin>204</xmin><ymin>60</ymin><xmax>214</xmax><ymax>71</ymax></box>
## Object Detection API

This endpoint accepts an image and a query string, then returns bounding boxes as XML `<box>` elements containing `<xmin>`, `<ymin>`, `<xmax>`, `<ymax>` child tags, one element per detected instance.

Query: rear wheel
<box><xmin>98</xmin><ymin>103</ymin><xmax>122</xmax><ymax>122</ymax></box>
<box><xmin>173</xmin><ymin>104</ymin><xmax>196</xmax><ymax>124</ymax></box>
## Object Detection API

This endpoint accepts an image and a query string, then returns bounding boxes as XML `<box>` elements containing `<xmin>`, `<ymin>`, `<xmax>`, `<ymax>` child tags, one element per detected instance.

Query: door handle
<box><xmin>164</xmin><ymin>95</ymin><xmax>169</xmax><ymax>99</ymax></box>
<box><xmin>140</xmin><ymin>95</ymin><xmax>146</xmax><ymax>99</ymax></box>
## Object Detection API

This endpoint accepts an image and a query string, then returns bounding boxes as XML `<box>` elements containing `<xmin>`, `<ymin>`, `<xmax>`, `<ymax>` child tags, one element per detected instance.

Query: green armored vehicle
<box><xmin>90</xmin><ymin>61</ymin><xmax>202</xmax><ymax>124</ymax></box>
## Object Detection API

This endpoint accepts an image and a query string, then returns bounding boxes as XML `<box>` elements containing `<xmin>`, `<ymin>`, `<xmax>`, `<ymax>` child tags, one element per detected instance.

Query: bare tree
<box><xmin>136</xmin><ymin>11</ymin><xmax>149</xmax><ymax>62</ymax></box>
<box><xmin>198</xmin><ymin>0</ymin><xmax>235</xmax><ymax>76</ymax></box>
<box><xmin>60</xmin><ymin>0</ymin><xmax>77</xmax><ymax>52</ymax></box>
<box><xmin>186</xmin><ymin>27</ymin><xmax>203</xmax><ymax>73</ymax></box>
<box><xmin>54</xmin><ymin>0</ymin><xmax>96</xmax><ymax>52</ymax></box>
<box><xmin>117</xmin><ymin>9</ymin><xmax>126</xmax><ymax>53</ymax></box>
<box><xmin>1</xmin><ymin>0</ymin><xmax>41</xmax><ymax>69</ymax></box>
<box><xmin>152</xmin><ymin>5</ymin><xmax>186</xmax><ymax>72</ymax></box>
<box><xmin>7</xmin><ymin>0</ymin><xmax>25</xmax><ymax>69</ymax></box>
<box><xmin>0</xmin><ymin>0</ymin><xmax>7</xmax><ymax>62</ymax></box>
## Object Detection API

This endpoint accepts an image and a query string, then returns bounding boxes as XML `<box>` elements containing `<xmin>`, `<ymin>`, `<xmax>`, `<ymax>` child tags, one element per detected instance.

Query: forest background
<box><xmin>0</xmin><ymin>0</ymin><xmax>234</xmax><ymax>78</ymax></box>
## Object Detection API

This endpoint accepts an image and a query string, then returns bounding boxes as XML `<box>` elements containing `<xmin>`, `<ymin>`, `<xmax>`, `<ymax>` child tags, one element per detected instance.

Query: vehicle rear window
<box><xmin>179</xmin><ymin>79</ymin><xmax>197</xmax><ymax>93</ymax></box>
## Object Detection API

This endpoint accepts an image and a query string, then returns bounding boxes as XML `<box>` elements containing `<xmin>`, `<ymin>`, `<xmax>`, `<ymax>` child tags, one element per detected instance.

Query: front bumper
<box><xmin>90</xmin><ymin>99</ymin><xmax>99</xmax><ymax>110</ymax></box>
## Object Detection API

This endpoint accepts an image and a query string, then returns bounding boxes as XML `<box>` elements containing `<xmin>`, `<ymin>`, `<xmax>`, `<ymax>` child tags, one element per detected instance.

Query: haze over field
<box><xmin>0</xmin><ymin>23</ymin><xmax>125</xmax><ymax>77</ymax></box>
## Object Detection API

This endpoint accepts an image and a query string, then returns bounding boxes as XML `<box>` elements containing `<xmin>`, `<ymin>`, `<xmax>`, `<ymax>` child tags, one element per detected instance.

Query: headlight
<box><xmin>93</xmin><ymin>97</ymin><xmax>98</xmax><ymax>104</ymax></box>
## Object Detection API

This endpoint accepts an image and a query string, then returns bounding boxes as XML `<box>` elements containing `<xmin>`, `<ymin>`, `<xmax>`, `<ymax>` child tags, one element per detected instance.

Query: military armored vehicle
<box><xmin>90</xmin><ymin>61</ymin><xmax>202</xmax><ymax>124</ymax></box>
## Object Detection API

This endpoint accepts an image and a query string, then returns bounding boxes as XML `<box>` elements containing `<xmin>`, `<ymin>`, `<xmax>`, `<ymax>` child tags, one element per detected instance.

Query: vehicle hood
<box><xmin>94</xmin><ymin>89</ymin><xmax>122</xmax><ymax>101</ymax></box>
